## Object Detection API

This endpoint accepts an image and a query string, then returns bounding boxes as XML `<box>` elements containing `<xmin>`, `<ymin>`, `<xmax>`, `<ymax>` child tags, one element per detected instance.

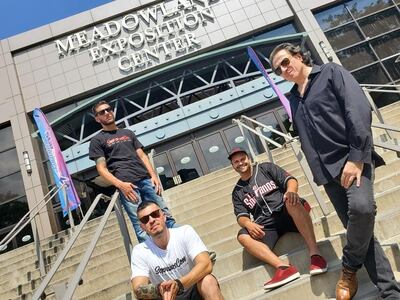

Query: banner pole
<box><xmin>64</xmin><ymin>184</ymin><xmax>75</xmax><ymax>231</ymax></box>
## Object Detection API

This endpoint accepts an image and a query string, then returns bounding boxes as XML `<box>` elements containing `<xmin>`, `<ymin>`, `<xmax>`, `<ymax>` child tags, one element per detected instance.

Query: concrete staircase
<box><xmin>1</xmin><ymin>102</ymin><xmax>400</xmax><ymax>299</ymax></box>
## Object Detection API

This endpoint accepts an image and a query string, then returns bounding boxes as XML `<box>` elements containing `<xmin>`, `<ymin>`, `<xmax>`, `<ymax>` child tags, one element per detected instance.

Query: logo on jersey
<box><xmin>106</xmin><ymin>135</ymin><xmax>131</xmax><ymax>147</ymax></box>
<box><xmin>154</xmin><ymin>256</ymin><xmax>187</xmax><ymax>274</ymax></box>
<box><xmin>242</xmin><ymin>180</ymin><xmax>278</xmax><ymax>209</ymax></box>
<box><xmin>253</xmin><ymin>180</ymin><xmax>277</xmax><ymax>197</ymax></box>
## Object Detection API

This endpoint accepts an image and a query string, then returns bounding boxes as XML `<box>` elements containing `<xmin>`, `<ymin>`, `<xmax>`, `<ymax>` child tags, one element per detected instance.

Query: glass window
<box><xmin>170</xmin><ymin>143</ymin><xmax>203</xmax><ymax>184</ymax></box>
<box><xmin>370</xmin><ymin>89</ymin><xmax>400</xmax><ymax>107</ymax></box>
<box><xmin>314</xmin><ymin>5</ymin><xmax>352</xmax><ymax>30</ymax></box>
<box><xmin>46</xmin><ymin>102</ymin><xmax>76</xmax><ymax>123</ymax></box>
<box><xmin>325</xmin><ymin>22</ymin><xmax>364</xmax><ymax>50</ymax></box>
<box><xmin>382</xmin><ymin>56</ymin><xmax>400</xmax><ymax>81</ymax></box>
<box><xmin>352</xmin><ymin>63</ymin><xmax>390</xmax><ymax>84</ymax></box>
<box><xmin>358</xmin><ymin>8</ymin><xmax>400</xmax><ymax>38</ymax></box>
<box><xmin>253</xmin><ymin>24</ymin><xmax>297</xmax><ymax>40</ymax></box>
<box><xmin>153</xmin><ymin>153</ymin><xmax>176</xmax><ymax>190</ymax></box>
<box><xmin>336</xmin><ymin>43</ymin><xmax>377</xmax><ymax>70</ymax></box>
<box><xmin>0</xmin><ymin>126</ymin><xmax>14</xmax><ymax>152</ymax></box>
<box><xmin>277</xmin><ymin>107</ymin><xmax>297</xmax><ymax>137</ymax></box>
<box><xmin>16</xmin><ymin>223</ymin><xmax>33</xmax><ymax>247</ymax></box>
<box><xmin>0</xmin><ymin>148</ymin><xmax>20</xmax><ymax>178</ymax></box>
<box><xmin>0</xmin><ymin>196</ymin><xmax>29</xmax><ymax>228</ymax></box>
<box><xmin>255</xmin><ymin>112</ymin><xmax>285</xmax><ymax>149</ymax></box>
<box><xmin>0</xmin><ymin>172</ymin><xmax>26</xmax><ymax>204</ymax></box>
<box><xmin>346</xmin><ymin>0</ymin><xmax>393</xmax><ymax>19</ymax></box>
<box><xmin>198</xmin><ymin>133</ymin><xmax>230</xmax><ymax>172</ymax></box>
<box><xmin>370</xmin><ymin>30</ymin><xmax>400</xmax><ymax>59</ymax></box>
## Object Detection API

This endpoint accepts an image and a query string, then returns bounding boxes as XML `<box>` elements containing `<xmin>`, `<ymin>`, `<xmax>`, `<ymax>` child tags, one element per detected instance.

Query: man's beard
<box><xmin>100</xmin><ymin>118</ymin><xmax>115</xmax><ymax>126</ymax></box>
<box><xmin>149</xmin><ymin>226</ymin><xmax>165</xmax><ymax>238</ymax></box>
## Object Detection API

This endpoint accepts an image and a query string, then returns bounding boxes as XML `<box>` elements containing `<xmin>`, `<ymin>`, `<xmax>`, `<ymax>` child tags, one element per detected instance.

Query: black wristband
<box><xmin>174</xmin><ymin>279</ymin><xmax>184</xmax><ymax>295</ymax></box>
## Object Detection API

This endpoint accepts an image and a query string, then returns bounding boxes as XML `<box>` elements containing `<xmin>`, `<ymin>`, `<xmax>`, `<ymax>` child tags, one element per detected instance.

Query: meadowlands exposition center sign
<box><xmin>55</xmin><ymin>0</ymin><xmax>219</xmax><ymax>74</ymax></box>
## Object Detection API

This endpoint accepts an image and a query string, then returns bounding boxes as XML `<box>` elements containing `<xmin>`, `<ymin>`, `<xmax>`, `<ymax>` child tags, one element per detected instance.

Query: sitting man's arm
<box><xmin>131</xmin><ymin>276</ymin><xmax>161</xmax><ymax>300</ymax></box>
<box><xmin>238</xmin><ymin>216</ymin><xmax>265</xmax><ymax>240</ymax></box>
<box><xmin>283</xmin><ymin>178</ymin><xmax>300</xmax><ymax>206</ymax></box>
<box><xmin>159</xmin><ymin>252</ymin><xmax>212</xmax><ymax>300</ymax></box>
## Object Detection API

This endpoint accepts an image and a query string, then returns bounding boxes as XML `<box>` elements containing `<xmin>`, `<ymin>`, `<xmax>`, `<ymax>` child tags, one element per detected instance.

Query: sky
<box><xmin>0</xmin><ymin>0</ymin><xmax>113</xmax><ymax>40</ymax></box>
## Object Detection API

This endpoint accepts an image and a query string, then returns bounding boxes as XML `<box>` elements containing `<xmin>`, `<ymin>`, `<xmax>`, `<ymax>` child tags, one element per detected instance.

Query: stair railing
<box><xmin>0</xmin><ymin>184</ymin><xmax>64</xmax><ymax>277</ymax></box>
<box><xmin>32</xmin><ymin>190</ymin><xmax>133</xmax><ymax>300</ymax></box>
<box><xmin>361</xmin><ymin>84</ymin><xmax>400</xmax><ymax>154</ymax></box>
<box><xmin>233</xmin><ymin>116</ymin><xmax>331</xmax><ymax>216</ymax></box>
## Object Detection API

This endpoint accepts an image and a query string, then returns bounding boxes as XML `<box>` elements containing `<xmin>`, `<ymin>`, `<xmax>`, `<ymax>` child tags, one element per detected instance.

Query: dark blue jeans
<box><xmin>119</xmin><ymin>178</ymin><xmax>176</xmax><ymax>243</ymax></box>
<box><xmin>324</xmin><ymin>163</ymin><xmax>400</xmax><ymax>299</ymax></box>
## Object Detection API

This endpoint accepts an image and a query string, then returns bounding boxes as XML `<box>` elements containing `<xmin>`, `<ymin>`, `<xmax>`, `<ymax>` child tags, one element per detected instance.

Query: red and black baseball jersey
<box><xmin>232</xmin><ymin>162</ymin><xmax>296</xmax><ymax>227</ymax></box>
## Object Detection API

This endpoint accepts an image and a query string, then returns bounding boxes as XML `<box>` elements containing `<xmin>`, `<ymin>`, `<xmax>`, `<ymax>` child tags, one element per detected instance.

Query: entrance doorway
<box><xmin>153</xmin><ymin>106</ymin><xmax>291</xmax><ymax>190</ymax></box>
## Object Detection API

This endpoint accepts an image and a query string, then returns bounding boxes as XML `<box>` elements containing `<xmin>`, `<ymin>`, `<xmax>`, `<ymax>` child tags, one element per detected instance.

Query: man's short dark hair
<box><xmin>269</xmin><ymin>43</ymin><xmax>313</xmax><ymax>72</ymax></box>
<box><xmin>137</xmin><ymin>201</ymin><xmax>160</xmax><ymax>215</ymax></box>
<box><xmin>92</xmin><ymin>100</ymin><xmax>110</xmax><ymax>115</ymax></box>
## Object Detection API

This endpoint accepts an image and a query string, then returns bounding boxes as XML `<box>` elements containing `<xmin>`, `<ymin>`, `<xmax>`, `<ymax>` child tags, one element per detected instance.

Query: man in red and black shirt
<box><xmin>229</xmin><ymin>147</ymin><xmax>327</xmax><ymax>290</ymax></box>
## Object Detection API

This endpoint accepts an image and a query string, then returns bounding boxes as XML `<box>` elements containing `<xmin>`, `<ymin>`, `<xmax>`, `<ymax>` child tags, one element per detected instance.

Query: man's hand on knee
<box><xmin>245</xmin><ymin>222</ymin><xmax>265</xmax><ymax>239</ymax></box>
<box><xmin>284</xmin><ymin>191</ymin><xmax>300</xmax><ymax>206</ymax></box>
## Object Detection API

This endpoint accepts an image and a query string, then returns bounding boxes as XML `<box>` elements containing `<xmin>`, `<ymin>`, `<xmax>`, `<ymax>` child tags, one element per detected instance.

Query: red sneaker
<box><xmin>263</xmin><ymin>265</ymin><xmax>300</xmax><ymax>290</ymax></box>
<box><xmin>303</xmin><ymin>200</ymin><xmax>311</xmax><ymax>213</ymax></box>
<box><xmin>310</xmin><ymin>254</ymin><xmax>328</xmax><ymax>275</ymax></box>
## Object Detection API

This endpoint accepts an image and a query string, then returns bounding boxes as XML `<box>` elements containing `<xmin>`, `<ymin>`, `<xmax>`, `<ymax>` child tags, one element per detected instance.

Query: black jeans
<box><xmin>324</xmin><ymin>163</ymin><xmax>400</xmax><ymax>299</ymax></box>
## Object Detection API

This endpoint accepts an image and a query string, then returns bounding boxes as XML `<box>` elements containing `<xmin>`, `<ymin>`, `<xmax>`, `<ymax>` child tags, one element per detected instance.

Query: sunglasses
<box><xmin>95</xmin><ymin>107</ymin><xmax>113</xmax><ymax>116</ymax></box>
<box><xmin>274</xmin><ymin>57</ymin><xmax>292</xmax><ymax>76</ymax></box>
<box><xmin>139</xmin><ymin>209</ymin><xmax>162</xmax><ymax>224</ymax></box>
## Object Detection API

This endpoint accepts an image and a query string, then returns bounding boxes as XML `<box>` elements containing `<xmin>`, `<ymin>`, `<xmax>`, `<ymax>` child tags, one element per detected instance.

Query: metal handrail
<box><xmin>362</xmin><ymin>84</ymin><xmax>400</xmax><ymax>150</ymax></box>
<box><xmin>233</xmin><ymin>116</ymin><xmax>331</xmax><ymax>216</ymax></box>
<box><xmin>0</xmin><ymin>184</ymin><xmax>64</xmax><ymax>276</ymax></box>
<box><xmin>61</xmin><ymin>191</ymin><xmax>121</xmax><ymax>300</ymax></box>
<box><xmin>0</xmin><ymin>185</ymin><xmax>60</xmax><ymax>248</ymax></box>
<box><xmin>32</xmin><ymin>191</ymin><xmax>132</xmax><ymax>300</ymax></box>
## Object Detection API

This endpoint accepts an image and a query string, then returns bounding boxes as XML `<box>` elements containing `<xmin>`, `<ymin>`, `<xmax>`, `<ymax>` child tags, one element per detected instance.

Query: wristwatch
<box><xmin>174</xmin><ymin>279</ymin><xmax>184</xmax><ymax>295</ymax></box>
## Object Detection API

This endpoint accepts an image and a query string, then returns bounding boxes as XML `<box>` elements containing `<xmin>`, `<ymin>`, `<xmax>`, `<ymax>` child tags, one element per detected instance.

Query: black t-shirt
<box><xmin>232</xmin><ymin>162</ymin><xmax>296</xmax><ymax>226</ymax></box>
<box><xmin>88</xmin><ymin>128</ymin><xmax>149</xmax><ymax>183</ymax></box>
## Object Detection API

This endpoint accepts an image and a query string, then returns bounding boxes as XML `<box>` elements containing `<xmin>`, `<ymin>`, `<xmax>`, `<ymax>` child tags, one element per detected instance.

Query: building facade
<box><xmin>0</xmin><ymin>0</ymin><xmax>399</xmax><ymax>252</ymax></box>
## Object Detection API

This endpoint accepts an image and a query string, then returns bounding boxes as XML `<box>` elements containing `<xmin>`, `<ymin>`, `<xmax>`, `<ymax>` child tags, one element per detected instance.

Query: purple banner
<box><xmin>33</xmin><ymin>108</ymin><xmax>80</xmax><ymax>216</ymax></box>
<box><xmin>247</xmin><ymin>46</ymin><xmax>292</xmax><ymax>121</ymax></box>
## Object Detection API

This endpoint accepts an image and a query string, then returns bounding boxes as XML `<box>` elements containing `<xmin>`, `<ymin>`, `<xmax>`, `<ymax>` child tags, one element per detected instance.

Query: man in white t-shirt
<box><xmin>131</xmin><ymin>201</ymin><xmax>224</xmax><ymax>300</ymax></box>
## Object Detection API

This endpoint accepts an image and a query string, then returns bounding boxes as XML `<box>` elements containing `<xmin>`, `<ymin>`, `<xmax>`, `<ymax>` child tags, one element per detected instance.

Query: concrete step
<box><xmin>239</xmin><ymin>266</ymin><xmax>390</xmax><ymax>300</ymax></box>
<box><xmin>0</xmin><ymin>239</ymin><xmax>129</xmax><ymax>298</ymax></box>
<box><xmin>220</xmin><ymin>241</ymin><xmax>399</xmax><ymax>300</ymax></box>
<box><xmin>0</xmin><ymin>226</ymin><xmax>133</xmax><ymax>289</ymax></box>
<box><xmin>196</xmin><ymin>186</ymin><xmax>400</xmax><ymax>252</ymax></box>
<box><xmin>0</xmin><ymin>217</ymin><xmax>133</xmax><ymax>276</ymax></box>
<box><xmin>166</xmin><ymin>150</ymin><xmax>399</xmax><ymax>211</ymax></box>
<box><xmin>165</xmin><ymin>158</ymin><xmax>302</xmax><ymax>207</ymax></box>
<box><xmin>206</xmin><ymin>189</ymin><xmax>400</xmax><ymax>271</ymax></box>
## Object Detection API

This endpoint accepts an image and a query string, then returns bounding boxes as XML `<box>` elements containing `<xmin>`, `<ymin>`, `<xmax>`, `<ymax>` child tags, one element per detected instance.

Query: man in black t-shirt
<box><xmin>88</xmin><ymin>101</ymin><xmax>176</xmax><ymax>242</ymax></box>
<box><xmin>229</xmin><ymin>147</ymin><xmax>327</xmax><ymax>290</ymax></box>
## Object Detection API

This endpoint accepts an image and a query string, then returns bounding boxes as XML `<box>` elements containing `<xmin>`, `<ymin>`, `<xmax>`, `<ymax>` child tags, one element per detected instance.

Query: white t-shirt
<box><xmin>130</xmin><ymin>225</ymin><xmax>208</xmax><ymax>284</ymax></box>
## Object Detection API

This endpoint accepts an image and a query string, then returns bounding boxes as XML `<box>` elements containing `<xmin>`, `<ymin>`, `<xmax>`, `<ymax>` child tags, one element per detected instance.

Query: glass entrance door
<box><xmin>169</xmin><ymin>143</ymin><xmax>203</xmax><ymax>184</ymax></box>
<box><xmin>198</xmin><ymin>132</ymin><xmax>230</xmax><ymax>172</ymax></box>
<box><xmin>153</xmin><ymin>153</ymin><xmax>176</xmax><ymax>190</ymax></box>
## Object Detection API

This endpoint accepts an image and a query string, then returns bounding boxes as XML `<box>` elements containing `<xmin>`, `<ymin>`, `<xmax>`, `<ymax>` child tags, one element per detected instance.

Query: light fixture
<box><xmin>319</xmin><ymin>41</ymin><xmax>333</xmax><ymax>61</ymax></box>
<box><xmin>23</xmin><ymin>151</ymin><xmax>32</xmax><ymax>174</ymax></box>
<box><xmin>21</xmin><ymin>235</ymin><xmax>32</xmax><ymax>242</ymax></box>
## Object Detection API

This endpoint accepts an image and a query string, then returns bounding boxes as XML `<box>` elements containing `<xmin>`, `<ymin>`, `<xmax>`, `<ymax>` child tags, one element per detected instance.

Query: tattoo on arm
<box><xmin>95</xmin><ymin>157</ymin><xmax>106</xmax><ymax>165</ymax></box>
<box><xmin>135</xmin><ymin>283</ymin><xmax>160</xmax><ymax>299</ymax></box>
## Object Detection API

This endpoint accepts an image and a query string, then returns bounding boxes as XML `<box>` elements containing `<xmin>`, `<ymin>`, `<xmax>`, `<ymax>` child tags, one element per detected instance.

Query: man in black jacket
<box><xmin>270</xmin><ymin>43</ymin><xmax>400</xmax><ymax>300</ymax></box>
<box><xmin>229</xmin><ymin>147</ymin><xmax>327</xmax><ymax>290</ymax></box>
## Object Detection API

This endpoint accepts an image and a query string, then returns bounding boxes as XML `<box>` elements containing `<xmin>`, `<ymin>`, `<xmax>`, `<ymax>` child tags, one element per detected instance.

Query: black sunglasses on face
<box><xmin>274</xmin><ymin>57</ymin><xmax>291</xmax><ymax>76</ymax></box>
<box><xmin>95</xmin><ymin>107</ymin><xmax>113</xmax><ymax>116</ymax></box>
<box><xmin>139</xmin><ymin>209</ymin><xmax>161</xmax><ymax>224</ymax></box>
